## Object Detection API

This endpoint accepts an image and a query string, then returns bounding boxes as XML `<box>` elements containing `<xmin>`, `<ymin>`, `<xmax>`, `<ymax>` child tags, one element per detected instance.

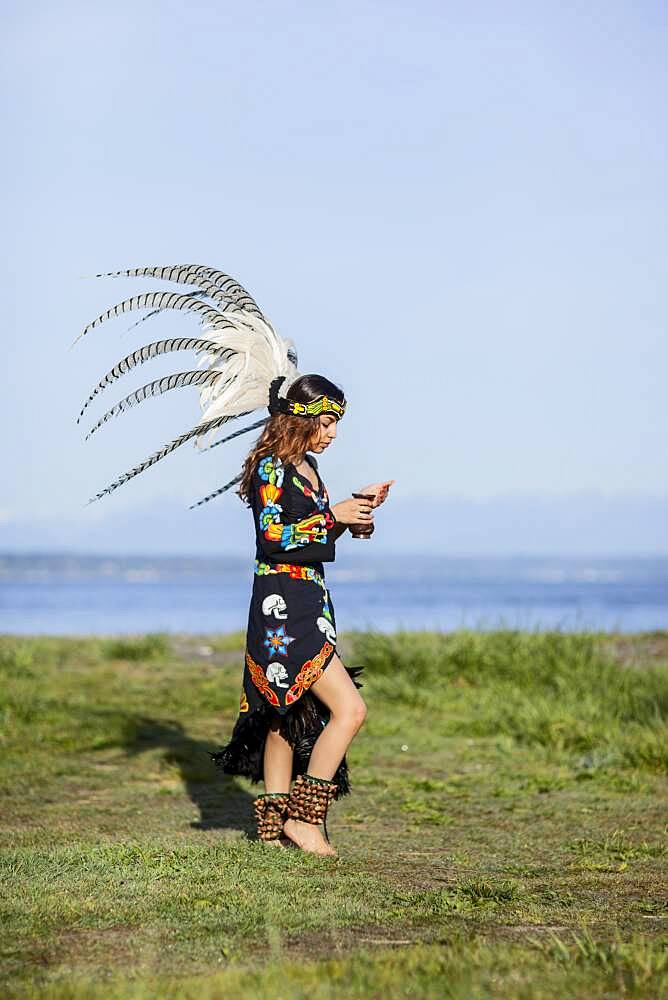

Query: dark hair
<box><xmin>285</xmin><ymin>373</ymin><xmax>346</xmax><ymax>409</ymax></box>
<box><xmin>237</xmin><ymin>373</ymin><xmax>345</xmax><ymax>505</ymax></box>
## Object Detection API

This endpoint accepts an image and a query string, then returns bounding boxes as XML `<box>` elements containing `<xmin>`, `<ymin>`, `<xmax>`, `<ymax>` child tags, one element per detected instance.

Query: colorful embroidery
<box><xmin>292</xmin><ymin>474</ymin><xmax>329</xmax><ymax>511</ymax></box>
<box><xmin>254</xmin><ymin>560</ymin><xmax>326</xmax><ymax>590</ymax></box>
<box><xmin>259</xmin><ymin>504</ymin><xmax>284</xmax><ymax>533</ymax></box>
<box><xmin>285</xmin><ymin>641</ymin><xmax>334</xmax><ymax>705</ymax></box>
<box><xmin>246</xmin><ymin>650</ymin><xmax>280</xmax><ymax>707</ymax></box>
<box><xmin>259</xmin><ymin>482</ymin><xmax>282</xmax><ymax>504</ymax></box>
<box><xmin>239</xmin><ymin>689</ymin><xmax>249</xmax><ymax>713</ymax></box>
<box><xmin>256</xmin><ymin>455</ymin><xmax>332</xmax><ymax>551</ymax></box>
<box><xmin>258</xmin><ymin>455</ymin><xmax>284</xmax><ymax>487</ymax></box>
<box><xmin>263</xmin><ymin>625</ymin><xmax>295</xmax><ymax>657</ymax></box>
<box><xmin>264</xmin><ymin>511</ymin><xmax>334</xmax><ymax>550</ymax></box>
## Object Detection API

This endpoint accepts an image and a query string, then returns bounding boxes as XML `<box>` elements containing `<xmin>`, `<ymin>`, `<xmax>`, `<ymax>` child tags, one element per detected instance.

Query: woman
<box><xmin>211</xmin><ymin>373</ymin><xmax>394</xmax><ymax>856</ymax></box>
<box><xmin>76</xmin><ymin>264</ymin><xmax>393</xmax><ymax>854</ymax></box>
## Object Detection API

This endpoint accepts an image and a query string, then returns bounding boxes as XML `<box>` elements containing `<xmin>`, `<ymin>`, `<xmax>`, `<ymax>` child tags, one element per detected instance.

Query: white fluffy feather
<box><xmin>196</xmin><ymin>312</ymin><xmax>298</xmax><ymax>446</ymax></box>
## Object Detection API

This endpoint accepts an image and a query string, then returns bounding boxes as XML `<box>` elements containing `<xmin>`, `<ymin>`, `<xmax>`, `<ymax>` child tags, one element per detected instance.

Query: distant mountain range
<box><xmin>1</xmin><ymin>491</ymin><xmax>665</xmax><ymax>556</ymax></box>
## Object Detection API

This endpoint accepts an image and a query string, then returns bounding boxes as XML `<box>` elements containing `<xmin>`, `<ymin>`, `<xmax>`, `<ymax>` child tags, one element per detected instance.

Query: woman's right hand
<box><xmin>332</xmin><ymin>497</ymin><xmax>375</xmax><ymax>527</ymax></box>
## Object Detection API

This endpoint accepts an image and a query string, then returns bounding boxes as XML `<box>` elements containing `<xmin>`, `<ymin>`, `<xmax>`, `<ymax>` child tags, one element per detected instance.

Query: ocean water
<box><xmin>1</xmin><ymin>553</ymin><xmax>666</xmax><ymax>635</ymax></box>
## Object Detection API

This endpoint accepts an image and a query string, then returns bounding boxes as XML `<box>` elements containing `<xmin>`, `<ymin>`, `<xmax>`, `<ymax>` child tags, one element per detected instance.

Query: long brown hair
<box><xmin>237</xmin><ymin>373</ymin><xmax>345</xmax><ymax>505</ymax></box>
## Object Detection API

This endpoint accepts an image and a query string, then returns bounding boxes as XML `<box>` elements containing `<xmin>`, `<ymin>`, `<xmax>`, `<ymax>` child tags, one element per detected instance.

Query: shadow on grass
<box><xmin>118</xmin><ymin>716</ymin><xmax>256</xmax><ymax>836</ymax></box>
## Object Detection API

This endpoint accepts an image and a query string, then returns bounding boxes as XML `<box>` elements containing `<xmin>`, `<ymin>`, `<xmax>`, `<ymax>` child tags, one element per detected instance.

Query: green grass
<box><xmin>1</xmin><ymin>630</ymin><xmax>666</xmax><ymax>998</ymax></box>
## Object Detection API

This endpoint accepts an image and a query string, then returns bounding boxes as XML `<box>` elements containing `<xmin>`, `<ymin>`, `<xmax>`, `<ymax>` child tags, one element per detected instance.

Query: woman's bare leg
<box><xmin>308</xmin><ymin>656</ymin><xmax>367</xmax><ymax>778</ymax></box>
<box><xmin>283</xmin><ymin>654</ymin><xmax>367</xmax><ymax>855</ymax></box>
<box><xmin>263</xmin><ymin>721</ymin><xmax>294</xmax><ymax>793</ymax></box>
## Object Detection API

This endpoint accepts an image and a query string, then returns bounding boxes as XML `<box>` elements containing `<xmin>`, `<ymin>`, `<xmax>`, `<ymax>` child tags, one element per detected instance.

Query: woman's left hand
<box><xmin>357</xmin><ymin>480</ymin><xmax>395</xmax><ymax>508</ymax></box>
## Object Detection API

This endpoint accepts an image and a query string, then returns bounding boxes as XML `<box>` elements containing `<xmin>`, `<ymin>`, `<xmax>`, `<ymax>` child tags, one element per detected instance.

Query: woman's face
<box><xmin>310</xmin><ymin>413</ymin><xmax>338</xmax><ymax>452</ymax></box>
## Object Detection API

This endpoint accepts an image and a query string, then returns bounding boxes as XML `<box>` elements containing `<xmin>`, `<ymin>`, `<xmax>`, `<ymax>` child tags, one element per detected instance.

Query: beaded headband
<box><xmin>268</xmin><ymin>376</ymin><xmax>346</xmax><ymax>419</ymax></box>
<box><xmin>285</xmin><ymin>396</ymin><xmax>347</xmax><ymax>418</ymax></box>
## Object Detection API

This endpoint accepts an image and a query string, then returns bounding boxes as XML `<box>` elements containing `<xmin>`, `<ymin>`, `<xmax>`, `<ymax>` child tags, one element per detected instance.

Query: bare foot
<box><xmin>283</xmin><ymin>818</ymin><xmax>337</xmax><ymax>857</ymax></box>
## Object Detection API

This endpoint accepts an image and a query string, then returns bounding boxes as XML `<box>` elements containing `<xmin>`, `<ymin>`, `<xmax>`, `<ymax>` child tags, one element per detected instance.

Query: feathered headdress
<box><xmin>75</xmin><ymin>265</ymin><xmax>303</xmax><ymax>507</ymax></box>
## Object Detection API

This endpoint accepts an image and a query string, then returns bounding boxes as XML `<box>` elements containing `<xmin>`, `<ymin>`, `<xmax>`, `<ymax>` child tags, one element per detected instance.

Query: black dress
<box><xmin>210</xmin><ymin>451</ymin><xmax>360</xmax><ymax>795</ymax></box>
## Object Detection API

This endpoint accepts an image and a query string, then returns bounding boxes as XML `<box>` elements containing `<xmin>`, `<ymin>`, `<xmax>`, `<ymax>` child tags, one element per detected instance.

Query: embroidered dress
<box><xmin>211</xmin><ymin>453</ymin><xmax>358</xmax><ymax>794</ymax></box>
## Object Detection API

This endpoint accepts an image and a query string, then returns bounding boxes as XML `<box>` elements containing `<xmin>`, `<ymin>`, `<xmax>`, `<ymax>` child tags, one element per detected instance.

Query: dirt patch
<box><xmin>11</xmin><ymin>926</ymin><xmax>141</xmax><ymax>978</ymax></box>
<box><xmin>603</xmin><ymin>632</ymin><xmax>668</xmax><ymax>668</ymax></box>
<box><xmin>275</xmin><ymin>918</ymin><xmax>602</xmax><ymax>961</ymax></box>
<box><xmin>278</xmin><ymin>923</ymin><xmax>451</xmax><ymax>960</ymax></box>
<box><xmin>58</xmin><ymin>926</ymin><xmax>139</xmax><ymax>961</ymax></box>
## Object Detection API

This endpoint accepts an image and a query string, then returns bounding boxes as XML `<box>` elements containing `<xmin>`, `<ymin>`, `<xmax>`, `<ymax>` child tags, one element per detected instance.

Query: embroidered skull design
<box><xmin>265</xmin><ymin>661</ymin><xmax>289</xmax><ymax>688</ymax></box>
<box><xmin>317</xmin><ymin>617</ymin><xmax>336</xmax><ymax>643</ymax></box>
<box><xmin>262</xmin><ymin>593</ymin><xmax>288</xmax><ymax>619</ymax></box>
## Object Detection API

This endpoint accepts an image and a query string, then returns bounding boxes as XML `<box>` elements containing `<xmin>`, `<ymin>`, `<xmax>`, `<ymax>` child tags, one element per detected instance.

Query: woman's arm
<box><xmin>254</xmin><ymin>455</ymin><xmax>337</xmax><ymax>562</ymax></box>
<box><xmin>331</xmin><ymin>497</ymin><xmax>374</xmax><ymax>535</ymax></box>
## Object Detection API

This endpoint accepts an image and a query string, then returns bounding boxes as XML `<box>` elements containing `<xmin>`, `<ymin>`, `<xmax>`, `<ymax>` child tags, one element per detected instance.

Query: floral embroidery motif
<box><xmin>258</xmin><ymin>455</ymin><xmax>284</xmax><ymax>487</ymax></box>
<box><xmin>259</xmin><ymin>497</ymin><xmax>283</xmax><ymax>532</ymax></box>
<box><xmin>263</xmin><ymin>625</ymin><xmax>295</xmax><ymax>657</ymax></box>
<box><xmin>285</xmin><ymin>641</ymin><xmax>334</xmax><ymax>706</ymax></box>
<box><xmin>239</xmin><ymin>689</ymin><xmax>249</xmax><ymax>713</ymax></box>
<box><xmin>246</xmin><ymin>650</ymin><xmax>280</xmax><ymax>707</ymax></box>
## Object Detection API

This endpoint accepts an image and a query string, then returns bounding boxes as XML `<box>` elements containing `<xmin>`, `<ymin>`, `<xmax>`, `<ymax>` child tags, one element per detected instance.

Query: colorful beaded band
<box><xmin>254</xmin><ymin>559</ymin><xmax>326</xmax><ymax>589</ymax></box>
<box><xmin>285</xmin><ymin>395</ymin><xmax>346</xmax><ymax>418</ymax></box>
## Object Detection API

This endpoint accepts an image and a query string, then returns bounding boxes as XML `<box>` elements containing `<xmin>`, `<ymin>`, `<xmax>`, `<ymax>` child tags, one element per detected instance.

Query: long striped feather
<box><xmin>87</xmin><ymin>412</ymin><xmax>254</xmax><ymax>504</ymax></box>
<box><xmin>77</xmin><ymin>292</ymin><xmax>239</xmax><ymax>343</ymax></box>
<box><xmin>85</xmin><ymin>370</ymin><xmax>223</xmax><ymax>440</ymax></box>
<box><xmin>189</xmin><ymin>472</ymin><xmax>244</xmax><ymax>510</ymax></box>
<box><xmin>94</xmin><ymin>265</ymin><xmax>264</xmax><ymax>317</ymax></box>
<box><xmin>115</xmin><ymin>290</ymin><xmax>214</xmax><ymax>340</ymax></box>
<box><xmin>194</xmin><ymin>267</ymin><xmax>263</xmax><ymax>316</ymax></box>
<box><xmin>76</xmin><ymin>337</ymin><xmax>234</xmax><ymax>423</ymax></box>
<box><xmin>203</xmin><ymin>415</ymin><xmax>268</xmax><ymax>451</ymax></box>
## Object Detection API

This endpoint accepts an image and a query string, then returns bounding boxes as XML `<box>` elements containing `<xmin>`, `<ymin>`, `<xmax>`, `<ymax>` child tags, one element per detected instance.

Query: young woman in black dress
<box><xmin>75</xmin><ymin>264</ymin><xmax>393</xmax><ymax>855</ymax></box>
<box><xmin>211</xmin><ymin>374</ymin><xmax>394</xmax><ymax>856</ymax></box>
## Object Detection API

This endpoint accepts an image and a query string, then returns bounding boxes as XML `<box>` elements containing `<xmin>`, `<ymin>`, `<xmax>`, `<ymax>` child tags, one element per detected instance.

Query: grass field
<box><xmin>1</xmin><ymin>629</ymin><xmax>667</xmax><ymax>998</ymax></box>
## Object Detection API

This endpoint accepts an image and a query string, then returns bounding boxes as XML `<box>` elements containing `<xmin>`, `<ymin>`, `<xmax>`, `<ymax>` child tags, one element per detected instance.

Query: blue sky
<box><xmin>1</xmin><ymin>1</ymin><xmax>666</xmax><ymax>552</ymax></box>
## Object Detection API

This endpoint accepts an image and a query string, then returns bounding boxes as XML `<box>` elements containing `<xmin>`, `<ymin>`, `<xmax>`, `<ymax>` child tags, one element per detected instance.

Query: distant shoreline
<box><xmin>2</xmin><ymin>553</ymin><xmax>667</xmax><ymax>636</ymax></box>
